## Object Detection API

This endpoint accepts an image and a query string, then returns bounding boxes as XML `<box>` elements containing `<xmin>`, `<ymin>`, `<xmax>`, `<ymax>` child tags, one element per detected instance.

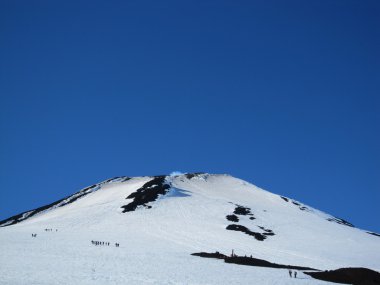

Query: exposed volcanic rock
<box><xmin>121</xmin><ymin>176</ymin><xmax>170</xmax><ymax>212</ymax></box>
<box><xmin>191</xmin><ymin>252</ymin><xmax>227</xmax><ymax>259</ymax></box>
<box><xmin>281</xmin><ymin>195</ymin><xmax>313</xmax><ymax>213</ymax></box>
<box><xmin>225</xmin><ymin>256</ymin><xmax>317</xmax><ymax>271</ymax></box>
<box><xmin>226</xmin><ymin>214</ymin><xmax>239</xmax><ymax>222</ymax></box>
<box><xmin>226</xmin><ymin>224</ymin><xmax>267</xmax><ymax>241</ymax></box>
<box><xmin>225</xmin><ymin>204</ymin><xmax>276</xmax><ymax>240</ymax></box>
<box><xmin>287</xmin><ymin>199</ymin><xmax>312</xmax><ymax>212</ymax></box>
<box><xmin>327</xmin><ymin>217</ymin><xmax>354</xmax><ymax>227</ymax></box>
<box><xmin>304</xmin><ymin>267</ymin><xmax>380</xmax><ymax>285</ymax></box>
<box><xmin>184</xmin><ymin>173</ymin><xmax>205</xmax><ymax>179</ymax></box>
<box><xmin>233</xmin><ymin>205</ymin><xmax>253</xmax><ymax>216</ymax></box>
<box><xmin>258</xmin><ymin>226</ymin><xmax>275</xmax><ymax>236</ymax></box>
<box><xmin>192</xmin><ymin>251</ymin><xmax>318</xmax><ymax>271</ymax></box>
<box><xmin>367</xmin><ymin>232</ymin><xmax>380</xmax><ymax>238</ymax></box>
<box><xmin>280</xmin><ymin>196</ymin><xmax>289</xmax><ymax>202</ymax></box>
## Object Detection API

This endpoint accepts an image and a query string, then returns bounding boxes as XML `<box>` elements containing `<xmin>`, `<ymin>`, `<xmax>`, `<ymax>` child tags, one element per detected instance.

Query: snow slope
<box><xmin>0</xmin><ymin>173</ymin><xmax>379</xmax><ymax>285</ymax></box>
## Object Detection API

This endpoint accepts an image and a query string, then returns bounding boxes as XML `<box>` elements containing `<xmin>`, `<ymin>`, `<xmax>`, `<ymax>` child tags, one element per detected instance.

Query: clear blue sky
<box><xmin>1</xmin><ymin>1</ymin><xmax>379</xmax><ymax>232</ymax></box>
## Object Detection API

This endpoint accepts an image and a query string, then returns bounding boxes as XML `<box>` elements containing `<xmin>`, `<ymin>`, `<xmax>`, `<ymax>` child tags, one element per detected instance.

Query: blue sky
<box><xmin>0</xmin><ymin>1</ymin><xmax>379</xmax><ymax>232</ymax></box>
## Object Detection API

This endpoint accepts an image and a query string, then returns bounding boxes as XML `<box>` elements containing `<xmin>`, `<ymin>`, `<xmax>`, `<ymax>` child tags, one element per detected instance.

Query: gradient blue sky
<box><xmin>1</xmin><ymin>1</ymin><xmax>379</xmax><ymax>232</ymax></box>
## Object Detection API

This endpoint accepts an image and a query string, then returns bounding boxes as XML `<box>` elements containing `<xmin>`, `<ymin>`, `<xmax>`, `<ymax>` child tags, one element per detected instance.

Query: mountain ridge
<box><xmin>0</xmin><ymin>172</ymin><xmax>365</xmax><ymax>232</ymax></box>
<box><xmin>1</xmin><ymin>173</ymin><xmax>379</xmax><ymax>284</ymax></box>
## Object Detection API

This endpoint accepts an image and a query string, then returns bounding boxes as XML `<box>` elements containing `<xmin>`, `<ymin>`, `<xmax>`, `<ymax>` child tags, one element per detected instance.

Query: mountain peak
<box><xmin>1</xmin><ymin>173</ymin><xmax>379</xmax><ymax>284</ymax></box>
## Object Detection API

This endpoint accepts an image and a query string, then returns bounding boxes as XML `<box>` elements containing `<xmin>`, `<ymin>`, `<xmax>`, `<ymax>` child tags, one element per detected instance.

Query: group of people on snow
<box><xmin>91</xmin><ymin>240</ymin><xmax>120</xmax><ymax>247</ymax></box>
<box><xmin>31</xmin><ymin>228</ymin><xmax>58</xmax><ymax>237</ymax></box>
<box><xmin>288</xmin><ymin>270</ymin><xmax>297</xmax><ymax>278</ymax></box>
<box><xmin>44</xmin><ymin>228</ymin><xmax>57</xmax><ymax>232</ymax></box>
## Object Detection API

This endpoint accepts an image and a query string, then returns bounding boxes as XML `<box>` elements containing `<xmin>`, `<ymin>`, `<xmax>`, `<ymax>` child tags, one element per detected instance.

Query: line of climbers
<box><xmin>31</xmin><ymin>228</ymin><xmax>58</xmax><ymax>237</ymax></box>
<box><xmin>91</xmin><ymin>240</ymin><xmax>120</xmax><ymax>247</ymax></box>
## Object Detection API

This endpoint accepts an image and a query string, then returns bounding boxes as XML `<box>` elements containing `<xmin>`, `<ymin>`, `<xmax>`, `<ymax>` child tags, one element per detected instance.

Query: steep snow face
<box><xmin>0</xmin><ymin>173</ymin><xmax>379</xmax><ymax>285</ymax></box>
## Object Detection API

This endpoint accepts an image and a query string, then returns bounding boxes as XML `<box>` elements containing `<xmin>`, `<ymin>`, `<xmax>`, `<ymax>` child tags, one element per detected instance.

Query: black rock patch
<box><xmin>232</xmin><ymin>205</ymin><xmax>256</xmax><ymax>219</ymax></box>
<box><xmin>97</xmin><ymin>176</ymin><xmax>130</xmax><ymax>185</ymax></box>
<box><xmin>226</xmin><ymin>215</ymin><xmax>239</xmax><ymax>222</ymax></box>
<box><xmin>286</xmin><ymin>199</ymin><xmax>312</xmax><ymax>212</ymax></box>
<box><xmin>225</xmin><ymin>256</ymin><xmax>317</xmax><ymax>271</ymax></box>
<box><xmin>258</xmin><ymin>226</ymin><xmax>275</xmax><ymax>236</ymax></box>
<box><xmin>327</xmin><ymin>217</ymin><xmax>354</xmax><ymax>227</ymax></box>
<box><xmin>233</xmin><ymin>205</ymin><xmax>253</xmax><ymax>216</ymax></box>
<box><xmin>185</xmin><ymin>173</ymin><xmax>205</xmax><ymax>179</ymax></box>
<box><xmin>280</xmin><ymin>196</ymin><xmax>289</xmax><ymax>202</ymax></box>
<box><xmin>367</xmin><ymin>231</ymin><xmax>380</xmax><ymax>237</ymax></box>
<box><xmin>226</xmin><ymin>224</ymin><xmax>267</xmax><ymax>241</ymax></box>
<box><xmin>191</xmin><ymin>252</ymin><xmax>227</xmax><ymax>259</ymax></box>
<box><xmin>121</xmin><ymin>176</ymin><xmax>170</xmax><ymax>212</ymax></box>
<box><xmin>192</xmin><ymin>251</ymin><xmax>318</xmax><ymax>271</ymax></box>
<box><xmin>304</xmin><ymin>268</ymin><xmax>380</xmax><ymax>284</ymax></box>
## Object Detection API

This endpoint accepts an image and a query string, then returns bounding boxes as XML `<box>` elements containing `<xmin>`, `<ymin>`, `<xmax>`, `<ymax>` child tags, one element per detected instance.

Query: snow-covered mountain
<box><xmin>0</xmin><ymin>173</ymin><xmax>379</xmax><ymax>285</ymax></box>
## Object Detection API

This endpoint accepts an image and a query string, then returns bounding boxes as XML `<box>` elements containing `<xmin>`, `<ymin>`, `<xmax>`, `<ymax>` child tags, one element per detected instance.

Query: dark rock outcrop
<box><xmin>304</xmin><ymin>267</ymin><xmax>380</xmax><ymax>285</ymax></box>
<box><xmin>121</xmin><ymin>176</ymin><xmax>170</xmax><ymax>212</ymax></box>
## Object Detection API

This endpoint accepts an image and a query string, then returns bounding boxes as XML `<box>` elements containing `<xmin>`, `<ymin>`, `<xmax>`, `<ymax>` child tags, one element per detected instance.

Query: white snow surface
<box><xmin>0</xmin><ymin>173</ymin><xmax>379</xmax><ymax>285</ymax></box>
